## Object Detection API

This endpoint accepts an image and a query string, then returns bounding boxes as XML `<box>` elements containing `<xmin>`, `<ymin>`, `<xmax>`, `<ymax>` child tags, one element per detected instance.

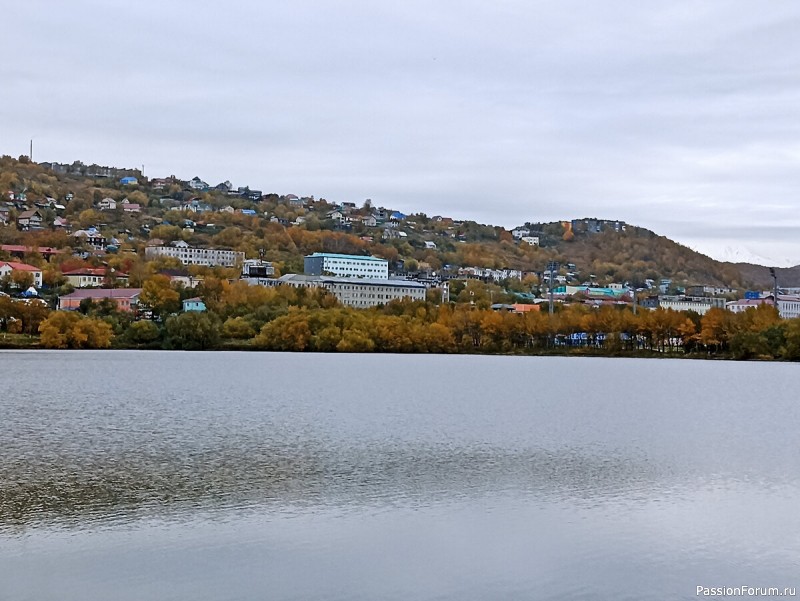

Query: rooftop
<box><xmin>60</xmin><ymin>288</ymin><xmax>143</xmax><ymax>300</ymax></box>
<box><xmin>306</xmin><ymin>253</ymin><xmax>387</xmax><ymax>262</ymax></box>
<box><xmin>0</xmin><ymin>261</ymin><xmax>41</xmax><ymax>272</ymax></box>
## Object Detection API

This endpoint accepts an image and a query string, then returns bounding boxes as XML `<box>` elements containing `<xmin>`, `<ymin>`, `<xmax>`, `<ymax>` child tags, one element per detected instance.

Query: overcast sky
<box><xmin>4</xmin><ymin>1</ymin><xmax>800</xmax><ymax>265</ymax></box>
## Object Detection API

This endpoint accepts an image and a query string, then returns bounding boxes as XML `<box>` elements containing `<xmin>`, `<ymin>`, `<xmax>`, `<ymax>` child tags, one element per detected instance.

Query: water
<box><xmin>1</xmin><ymin>351</ymin><xmax>798</xmax><ymax>600</ymax></box>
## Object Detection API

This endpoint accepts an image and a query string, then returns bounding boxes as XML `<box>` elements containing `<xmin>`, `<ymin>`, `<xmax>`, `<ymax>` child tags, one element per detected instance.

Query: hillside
<box><xmin>0</xmin><ymin>154</ymin><xmax>795</xmax><ymax>292</ymax></box>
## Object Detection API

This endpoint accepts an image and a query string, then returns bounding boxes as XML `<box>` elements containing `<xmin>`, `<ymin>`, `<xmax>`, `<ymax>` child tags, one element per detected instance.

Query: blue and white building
<box><xmin>304</xmin><ymin>253</ymin><xmax>388</xmax><ymax>279</ymax></box>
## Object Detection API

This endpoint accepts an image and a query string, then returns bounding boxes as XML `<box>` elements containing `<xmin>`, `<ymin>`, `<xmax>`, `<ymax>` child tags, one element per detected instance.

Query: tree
<box><xmin>221</xmin><ymin>316</ymin><xmax>255</xmax><ymax>339</ymax></box>
<box><xmin>125</xmin><ymin>320</ymin><xmax>162</xmax><ymax>346</ymax></box>
<box><xmin>39</xmin><ymin>311</ymin><xmax>113</xmax><ymax>348</ymax></box>
<box><xmin>140</xmin><ymin>274</ymin><xmax>181</xmax><ymax>318</ymax></box>
<box><xmin>165</xmin><ymin>312</ymin><xmax>221</xmax><ymax>350</ymax></box>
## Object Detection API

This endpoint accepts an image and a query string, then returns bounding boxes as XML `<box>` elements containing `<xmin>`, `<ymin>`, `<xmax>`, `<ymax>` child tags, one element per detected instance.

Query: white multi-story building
<box><xmin>726</xmin><ymin>295</ymin><xmax>800</xmax><ymax>319</ymax></box>
<box><xmin>726</xmin><ymin>298</ymin><xmax>773</xmax><ymax>314</ymax></box>
<box><xmin>303</xmin><ymin>253</ymin><xmax>388</xmax><ymax>279</ymax></box>
<box><xmin>658</xmin><ymin>295</ymin><xmax>726</xmax><ymax>315</ymax></box>
<box><xmin>278</xmin><ymin>274</ymin><xmax>427</xmax><ymax>308</ymax></box>
<box><xmin>145</xmin><ymin>240</ymin><xmax>243</xmax><ymax>267</ymax></box>
<box><xmin>777</xmin><ymin>295</ymin><xmax>800</xmax><ymax>319</ymax></box>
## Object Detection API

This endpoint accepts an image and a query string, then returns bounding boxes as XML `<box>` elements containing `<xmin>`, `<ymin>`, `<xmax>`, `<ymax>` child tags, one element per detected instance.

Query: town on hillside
<box><xmin>2</xmin><ymin>154</ymin><xmax>800</xmax><ymax>357</ymax></box>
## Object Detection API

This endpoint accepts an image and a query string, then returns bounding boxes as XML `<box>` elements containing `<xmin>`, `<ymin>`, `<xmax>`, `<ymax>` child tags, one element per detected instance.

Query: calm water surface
<box><xmin>1</xmin><ymin>351</ymin><xmax>799</xmax><ymax>600</ymax></box>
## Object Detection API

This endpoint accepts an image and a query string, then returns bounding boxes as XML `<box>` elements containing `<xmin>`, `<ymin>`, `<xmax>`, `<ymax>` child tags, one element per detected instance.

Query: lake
<box><xmin>1</xmin><ymin>351</ymin><xmax>798</xmax><ymax>600</ymax></box>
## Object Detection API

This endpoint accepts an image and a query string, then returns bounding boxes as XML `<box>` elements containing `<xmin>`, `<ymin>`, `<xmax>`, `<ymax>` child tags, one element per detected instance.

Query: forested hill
<box><xmin>0</xmin><ymin>154</ymin><xmax>796</xmax><ymax>290</ymax></box>
<box><xmin>527</xmin><ymin>220</ymin><xmax>800</xmax><ymax>289</ymax></box>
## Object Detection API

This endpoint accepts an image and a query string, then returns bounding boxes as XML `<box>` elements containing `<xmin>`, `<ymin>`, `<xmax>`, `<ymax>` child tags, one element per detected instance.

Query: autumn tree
<box><xmin>39</xmin><ymin>311</ymin><xmax>114</xmax><ymax>348</ymax></box>
<box><xmin>140</xmin><ymin>274</ymin><xmax>181</xmax><ymax>318</ymax></box>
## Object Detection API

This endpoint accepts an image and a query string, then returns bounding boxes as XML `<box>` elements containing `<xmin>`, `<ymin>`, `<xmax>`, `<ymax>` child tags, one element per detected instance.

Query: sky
<box><xmin>3</xmin><ymin>1</ymin><xmax>800</xmax><ymax>266</ymax></box>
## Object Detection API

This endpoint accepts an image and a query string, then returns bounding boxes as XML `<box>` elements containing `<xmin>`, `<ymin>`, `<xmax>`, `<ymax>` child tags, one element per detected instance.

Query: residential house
<box><xmin>285</xmin><ymin>194</ymin><xmax>303</xmax><ymax>208</ymax></box>
<box><xmin>188</xmin><ymin>177</ymin><xmax>209</xmax><ymax>192</ymax></box>
<box><xmin>53</xmin><ymin>217</ymin><xmax>71</xmax><ymax>231</ymax></box>
<box><xmin>520</xmin><ymin>236</ymin><xmax>540</xmax><ymax>246</ymax></box>
<box><xmin>159</xmin><ymin>268</ymin><xmax>203</xmax><ymax>288</ymax></box>
<box><xmin>424</xmin><ymin>241</ymin><xmax>437</xmax><ymax>249</ymax></box>
<box><xmin>98</xmin><ymin>197</ymin><xmax>117</xmax><ymax>210</ymax></box>
<box><xmin>182</xmin><ymin>297</ymin><xmax>207</xmax><ymax>312</ymax></box>
<box><xmin>219</xmin><ymin>205</ymin><xmax>235</xmax><ymax>214</ymax></box>
<box><xmin>0</xmin><ymin>207</ymin><xmax>10</xmax><ymax>225</ymax></box>
<box><xmin>361</xmin><ymin>215</ymin><xmax>377</xmax><ymax>227</ymax></box>
<box><xmin>17</xmin><ymin>209</ymin><xmax>44</xmax><ymax>229</ymax></box>
<box><xmin>120</xmin><ymin>176</ymin><xmax>138</xmax><ymax>185</ymax></box>
<box><xmin>511</xmin><ymin>228</ymin><xmax>530</xmax><ymax>240</ymax></box>
<box><xmin>72</xmin><ymin>229</ymin><xmax>107</xmax><ymax>249</ymax></box>
<box><xmin>58</xmin><ymin>288</ymin><xmax>142</xmax><ymax>312</ymax></box>
<box><xmin>1</xmin><ymin>245</ymin><xmax>64</xmax><ymax>261</ymax></box>
<box><xmin>62</xmin><ymin>268</ymin><xmax>129</xmax><ymax>288</ymax></box>
<box><xmin>327</xmin><ymin>210</ymin><xmax>345</xmax><ymax>223</ymax></box>
<box><xmin>382</xmin><ymin>228</ymin><xmax>407</xmax><ymax>240</ymax></box>
<box><xmin>0</xmin><ymin>261</ymin><xmax>43</xmax><ymax>288</ymax></box>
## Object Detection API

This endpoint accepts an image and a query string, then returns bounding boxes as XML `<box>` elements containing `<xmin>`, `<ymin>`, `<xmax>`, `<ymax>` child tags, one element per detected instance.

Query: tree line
<box><xmin>4</xmin><ymin>283</ymin><xmax>798</xmax><ymax>360</ymax></box>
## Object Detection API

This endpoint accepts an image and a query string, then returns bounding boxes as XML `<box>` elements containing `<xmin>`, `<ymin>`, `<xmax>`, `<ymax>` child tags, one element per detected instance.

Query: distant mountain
<box><xmin>716</xmin><ymin>246</ymin><xmax>797</xmax><ymax>269</ymax></box>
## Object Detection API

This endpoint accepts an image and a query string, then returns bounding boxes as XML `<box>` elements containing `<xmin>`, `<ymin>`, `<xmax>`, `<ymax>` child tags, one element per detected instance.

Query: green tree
<box><xmin>165</xmin><ymin>312</ymin><xmax>221</xmax><ymax>350</ymax></box>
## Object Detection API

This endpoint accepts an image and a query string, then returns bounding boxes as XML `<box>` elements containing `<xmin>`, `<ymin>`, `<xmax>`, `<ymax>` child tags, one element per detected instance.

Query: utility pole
<box><xmin>770</xmin><ymin>267</ymin><xmax>779</xmax><ymax>316</ymax></box>
<box><xmin>30</xmin><ymin>139</ymin><xmax>33</xmax><ymax>162</ymax></box>
<box><xmin>547</xmin><ymin>260</ymin><xmax>558</xmax><ymax>315</ymax></box>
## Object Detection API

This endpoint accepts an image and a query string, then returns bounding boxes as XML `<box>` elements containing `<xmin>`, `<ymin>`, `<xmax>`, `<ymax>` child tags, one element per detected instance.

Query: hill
<box><xmin>0</xmin><ymin>154</ymin><xmax>796</xmax><ymax>292</ymax></box>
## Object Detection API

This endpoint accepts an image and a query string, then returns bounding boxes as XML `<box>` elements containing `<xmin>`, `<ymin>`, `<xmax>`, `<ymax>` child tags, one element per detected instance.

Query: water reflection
<box><xmin>0</xmin><ymin>439</ymin><xmax>763</xmax><ymax>531</ymax></box>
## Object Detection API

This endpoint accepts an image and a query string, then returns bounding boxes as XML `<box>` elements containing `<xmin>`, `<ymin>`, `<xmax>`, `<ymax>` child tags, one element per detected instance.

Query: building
<box><xmin>658</xmin><ymin>295</ymin><xmax>726</xmax><ymax>315</ymax></box>
<box><xmin>777</xmin><ymin>295</ymin><xmax>800</xmax><ymax>320</ymax></box>
<box><xmin>182</xmin><ymin>297</ymin><xmax>207</xmax><ymax>312</ymax></box>
<box><xmin>0</xmin><ymin>261</ymin><xmax>43</xmax><ymax>287</ymax></box>
<box><xmin>726</xmin><ymin>298</ymin><xmax>773</xmax><ymax>314</ymax></box>
<box><xmin>686</xmin><ymin>285</ymin><xmax>736</xmax><ymax>297</ymax></box>
<box><xmin>0</xmin><ymin>245</ymin><xmax>64</xmax><ymax>261</ymax></box>
<box><xmin>72</xmin><ymin>229</ymin><xmax>107</xmax><ymax>249</ymax></box>
<box><xmin>59</xmin><ymin>288</ymin><xmax>142</xmax><ymax>312</ymax></box>
<box><xmin>120</xmin><ymin>176</ymin><xmax>138</xmax><ymax>185</ymax></box>
<box><xmin>16</xmin><ymin>209</ymin><xmax>44</xmax><ymax>229</ymax></box>
<box><xmin>145</xmin><ymin>241</ymin><xmax>244</xmax><ymax>267</ymax></box>
<box><xmin>242</xmin><ymin>259</ymin><xmax>275</xmax><ymax>278</ymax></box>
<box><xmin>303</xmin><ymin>253</ymin><xmax>388</xmax><ymax>279</ymax></box>
<box><xmin>98</xmin><ymin>197</ymin><xmax>116</xmax><ymax>210</ymax></box>
<box><xmin>278</xmin><ymin>274</ymin><xmax>426</xmax><ymax>308</ymax></box>
<box><xmin>520</xmin><ymin>236</ymin><xmax>540</xmax><ymax>246</ymax></box>
<box><xmin>187</xmin><ymin>177</ymin><xmax>209</xmax><ymax>191</ymax></box>
<box><xmin>62</xmin><ymin>268</ymin><xmax>129</xmax><ymax>288</ymax></box>
<box><xmin>158</xmin><ymin>269</ymin><xmax>203</xmax><ymax>288</ymax></box>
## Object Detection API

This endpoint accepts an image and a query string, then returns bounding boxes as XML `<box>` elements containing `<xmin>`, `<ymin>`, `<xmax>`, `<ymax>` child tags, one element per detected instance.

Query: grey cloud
<box><xmin>3</xmin><ymin>0</ymin><xmax>800</xmax><ymax>264</ymax></box>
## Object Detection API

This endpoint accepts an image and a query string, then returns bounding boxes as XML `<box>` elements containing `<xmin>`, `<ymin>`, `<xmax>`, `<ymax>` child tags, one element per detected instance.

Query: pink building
<box><xmin>59</xmin><ymin>288</ymin><xmax>142</xmax><ymax>312</ymax></box>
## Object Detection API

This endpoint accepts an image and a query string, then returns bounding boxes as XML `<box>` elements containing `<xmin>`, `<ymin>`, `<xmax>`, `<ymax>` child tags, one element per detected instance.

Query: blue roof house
<box><xmin>120</xmin><ymin>176</ymin><xmax>138</xmax><ymax>185</ymax></box>
<box><xmin>182</xmin><ymin>297</ymin><xmax>207</xmax><ymax>312</ymax></box>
